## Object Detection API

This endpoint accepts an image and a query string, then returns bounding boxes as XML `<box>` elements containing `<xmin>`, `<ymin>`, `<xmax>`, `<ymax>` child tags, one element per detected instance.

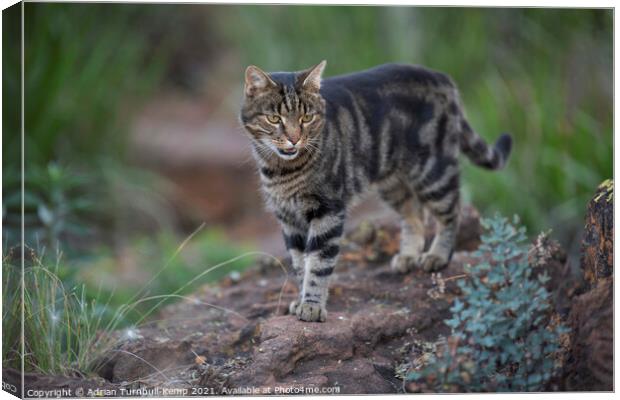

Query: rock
<box><xmin>580</xmin><ymin>179</ymin><xmax>613</xmax><ymax>286</ymax></box>
<box><xmin>559</xmin><ymin>181</ymin><xmax>614</xmax><ymax>391</ymax></box>
<box><xmin>86</xmin><ymin>209</ymin><xmax>485</xmax><ymax>393</ymax></box>
<box><xmin>454</xmin><ymin>205</ymin><xmax>483</xmax><ymax>251</ymax></box>
<box><xmin>564</xmin><ymin>278</ymin><xmax>613</xmax><ymax>391</ymax></box>
<box><xmin>96</xmin><ymin>339</ymin><xmax>194</xmax><ymax>384</ymax></box>
<box><xmin>226</xmin><ymin>307</ymin><xmax>433</xmax><ymax>393</ymax></box>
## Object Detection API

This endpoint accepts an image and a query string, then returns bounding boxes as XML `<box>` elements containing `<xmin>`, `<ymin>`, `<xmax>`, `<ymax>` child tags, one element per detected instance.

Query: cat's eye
<box><xmin>266</xmin><ymin>115</ymin><xmax>281</xmax><ymax>124</ymax></box>
<box><xmin>300</xmin><ymin>114</ymin><xmax>314</xmax><ymax>123</ymax></box>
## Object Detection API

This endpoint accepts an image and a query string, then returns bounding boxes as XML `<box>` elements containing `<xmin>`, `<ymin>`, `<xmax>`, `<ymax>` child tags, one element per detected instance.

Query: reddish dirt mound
<box><xmin>90</xmin><ymin>207</ymin><xmax>482</xmax><ymax>395</ymax></box>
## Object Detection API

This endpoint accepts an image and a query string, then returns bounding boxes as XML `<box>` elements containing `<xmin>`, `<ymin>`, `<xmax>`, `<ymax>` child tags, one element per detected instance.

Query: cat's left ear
<box><xmin>298</xmin><ymin>60</ymin><xmax>326</xmax><ymax>92</ymax></box>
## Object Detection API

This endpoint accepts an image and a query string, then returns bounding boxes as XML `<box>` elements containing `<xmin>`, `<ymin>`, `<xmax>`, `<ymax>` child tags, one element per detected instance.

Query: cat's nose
<box><xmin>286</xmin><ymin>129</ymin><xmax>301</xmax><ymax>145</ymax></box>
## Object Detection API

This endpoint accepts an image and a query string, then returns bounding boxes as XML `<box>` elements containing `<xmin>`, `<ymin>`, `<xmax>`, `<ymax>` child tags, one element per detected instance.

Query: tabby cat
<box><xmin>240</xmin><ymin>61</ymin><xmax>512</xmax><ymax>322</ymax></box>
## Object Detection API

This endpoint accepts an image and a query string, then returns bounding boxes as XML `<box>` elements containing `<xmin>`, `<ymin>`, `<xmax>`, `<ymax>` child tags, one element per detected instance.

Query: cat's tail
<box><xmin>459</xmin><ymin>119</ymin><xmax>512</xmax><ymax>170</ymax></box>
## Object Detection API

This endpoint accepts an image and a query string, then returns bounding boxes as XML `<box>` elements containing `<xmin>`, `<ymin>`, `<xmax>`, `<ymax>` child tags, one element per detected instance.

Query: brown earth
<box><xmin>8</xmin><ymin>207</ymin><xmax>484</xmax><ymax>396</ymax></box>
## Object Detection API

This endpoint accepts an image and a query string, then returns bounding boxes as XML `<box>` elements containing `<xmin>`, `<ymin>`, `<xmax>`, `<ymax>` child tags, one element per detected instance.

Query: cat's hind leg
<box><xmin>391</xmin><ymin>199</ymin><xmax>426</xmax><ymax>273</ymax></box>
<box><xmin>378</xmin><ymin>177</ymin><xmax>425</xmax><ymax>273</ymax></box>
<box><xmin>417</xmin><ymin>178</ymin><xmax>460</xmax><ymax>272</ymax></box>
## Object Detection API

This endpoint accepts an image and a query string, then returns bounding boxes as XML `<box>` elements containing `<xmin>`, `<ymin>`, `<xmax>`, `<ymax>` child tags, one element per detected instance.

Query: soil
<box><xmin>5</xmin><ymin>198</ymin><xmax>611</xmax><ymax>396</ymax></box>
<box><xmin>96</xmin><ymin>209</ymin><xmax>484</xmax><ymax>394</ymax></box>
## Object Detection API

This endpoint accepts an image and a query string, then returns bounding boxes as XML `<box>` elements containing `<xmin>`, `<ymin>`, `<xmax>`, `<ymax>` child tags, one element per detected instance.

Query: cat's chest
<box><xmin>261</xmin><ymin>181</ymin><xmax>312</xmax><ymax>209</ymax></box>
<box><xmin>259</xmin><ymin>167</ymin><xmax>319</xmax><ymax>203</ymax></box>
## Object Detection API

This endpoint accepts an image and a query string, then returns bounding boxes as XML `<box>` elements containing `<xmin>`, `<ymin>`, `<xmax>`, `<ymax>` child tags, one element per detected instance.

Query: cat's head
<box><xmin>240</xmin><ymin>61</ymin><xmax>327</xmax><ymax>161</ymax></box>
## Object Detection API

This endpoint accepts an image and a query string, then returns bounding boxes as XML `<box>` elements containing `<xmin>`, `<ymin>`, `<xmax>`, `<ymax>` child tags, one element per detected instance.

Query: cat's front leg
<box><xmin>278</xmin><ymin>217</ymin><xmax>308</xmax><ymax>314</ymax></box>
<box><xmin>297</xmin><ymin>209</ymin><xmax>345</xmax><ymax>322</ymax></box>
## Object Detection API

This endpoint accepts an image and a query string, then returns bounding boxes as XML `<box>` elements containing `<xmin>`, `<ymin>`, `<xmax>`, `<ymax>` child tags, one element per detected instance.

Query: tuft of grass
<box><xmin>2</xmin><ymin>250</ymin><xmax>21</xmax><ymax>370</ymax></box>
<box><xmin>3</xmin><ymin>248</ymin><xmax>117</xmax><ymax>375</ymax></box>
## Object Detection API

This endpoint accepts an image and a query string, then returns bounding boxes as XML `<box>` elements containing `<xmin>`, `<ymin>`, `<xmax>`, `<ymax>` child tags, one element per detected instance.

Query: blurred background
<box><xmin>2</xmin><ymin>4</ymin><xmax>612</xmax><ymax>331</ymax></box>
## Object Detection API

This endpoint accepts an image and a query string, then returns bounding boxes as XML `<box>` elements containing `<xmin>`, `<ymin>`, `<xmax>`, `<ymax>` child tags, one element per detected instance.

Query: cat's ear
<box><xmin>298</xmin><ymin>60</ymin><xmax>326</xmax><ymax>92</ymax></box>
<box><xmin>244</xmin><ymin>65</ymin><xmax>275</xmax><ymax>97</ymax></box>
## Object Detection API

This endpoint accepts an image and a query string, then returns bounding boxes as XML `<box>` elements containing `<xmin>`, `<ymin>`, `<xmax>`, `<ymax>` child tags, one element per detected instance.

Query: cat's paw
<box><xmin>419</xmin><ymin>253</ymin><xmax>448</xmax><ymax>272</ymax></box>
<box><xmin>390</xmin><ymin>254</ymin><xmax>418</xmax><ymax>273</ymax></box>
<box><xmin>288</xmin><ymin>299</ymin><xmax>301</xmax><ymax>315</ymax></box>
<box><xmin>296</xmin><ymin>302</ymin><xmax>327</xmax><ymax>322</ymax></box>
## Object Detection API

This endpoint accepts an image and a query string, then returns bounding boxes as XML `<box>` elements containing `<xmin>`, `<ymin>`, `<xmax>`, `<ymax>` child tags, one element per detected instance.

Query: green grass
<box><xmin>2</xmin><ymin>251</ymin><xmax>21</xmax><ymax>370</ymax></box>
<box><xmin>18</xmin><ymin>3</ymin><xmax>168</xmax><ymax>167</ymax></box>
<box><xmin>3</xmin><ymin>249</ymin><xmax>115</xmax><ymax>375</ymax></box>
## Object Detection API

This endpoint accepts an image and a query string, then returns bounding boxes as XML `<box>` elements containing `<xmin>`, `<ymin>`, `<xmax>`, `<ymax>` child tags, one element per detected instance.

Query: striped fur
<box><xmin>240</xmin><ymin>62</ymin><xmax>512</xmax><ymax>322</ymax></box>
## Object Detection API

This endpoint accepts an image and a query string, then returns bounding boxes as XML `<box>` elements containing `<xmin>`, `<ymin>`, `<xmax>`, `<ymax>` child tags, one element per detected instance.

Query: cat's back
<box><xmin>321</xmin><ymin>63</ymin><xmax>455</xmax><ymax>97</ymax></box>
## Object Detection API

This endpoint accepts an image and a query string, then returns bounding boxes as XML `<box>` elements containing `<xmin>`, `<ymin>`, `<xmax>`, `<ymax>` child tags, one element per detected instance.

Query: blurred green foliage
<box><xmin>1</xmin><ymin>2</ymin><xmax>261</xmax><ymax>245</ymax></box>
<box><xmin>2</xmin><ymin>3</ymin><xmax>21</xmax><ymax>169</ymax></box>
<box><xmin>20</xmin><ymin>3</ymin><xmax>166</xmax><ymax>166</ymax></box>
<box><xmin>2</xmin><ymin>4</ymin><xmax>188</xmax><ymax>250</ymax></box>
<box><xmin>218</xmin><ymin>6</ymin><xmax>612</xmax><ymax>254</ymax></box>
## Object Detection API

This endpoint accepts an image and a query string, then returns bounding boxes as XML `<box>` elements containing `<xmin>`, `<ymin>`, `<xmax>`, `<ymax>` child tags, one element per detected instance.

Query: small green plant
<box><xmin>407</xmin><ymin>215</ymin><xmax>568</xmax><ymax>392</ymax></box>
<box><xmin>3</xmin><ymin>163</ymin><xmax>97</xmax><ymax>251</ymax></box>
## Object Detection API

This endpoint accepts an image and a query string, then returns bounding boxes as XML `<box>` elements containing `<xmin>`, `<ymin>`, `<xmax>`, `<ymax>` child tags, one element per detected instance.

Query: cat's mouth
<box><xmin>277</xmin><ymin>148</ymin><xmax>298</xmax><ymax>157</ymax></box>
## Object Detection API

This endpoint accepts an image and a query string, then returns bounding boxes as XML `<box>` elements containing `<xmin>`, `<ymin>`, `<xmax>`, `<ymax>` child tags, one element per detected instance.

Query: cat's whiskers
<box><xmin>305</xmin><ymin>142</ymin><xmax>320</xmax><ymax>157</ymax></box>
<box><xmin>251</xmin><ymin>141</ymin><xmax>276</xmax><ymax>163</ymax></box>
<box><xmin>305</xmin><ymin>137</ymin><xmax>321</xmax><ymax>154</ymax></box>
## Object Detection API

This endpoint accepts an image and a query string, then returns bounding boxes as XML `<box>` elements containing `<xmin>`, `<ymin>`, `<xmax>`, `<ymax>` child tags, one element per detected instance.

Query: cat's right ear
<box><xmin>244</xmin><ymin>65</ymin><xmax>275</xmax><ymax>97</ymax></box>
